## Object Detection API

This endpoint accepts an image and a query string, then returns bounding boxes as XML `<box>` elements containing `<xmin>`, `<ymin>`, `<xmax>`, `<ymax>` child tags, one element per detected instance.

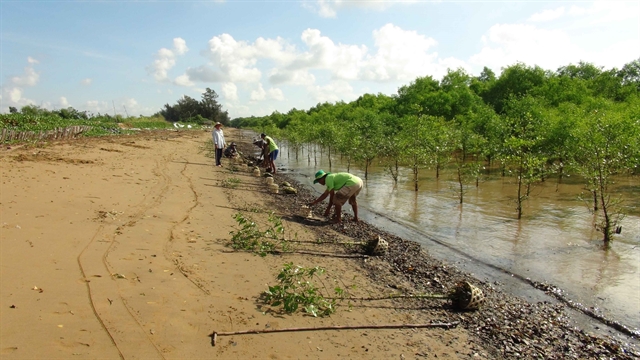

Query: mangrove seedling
<box><xmin>229</xmin><ymin>212</ymin><xmax>291</xmax><ymax>257</ymax></box>
<box><xmin>261</xmin><ymin>263</ymin><xmax>342</xmax><ymax>317</ymax></box>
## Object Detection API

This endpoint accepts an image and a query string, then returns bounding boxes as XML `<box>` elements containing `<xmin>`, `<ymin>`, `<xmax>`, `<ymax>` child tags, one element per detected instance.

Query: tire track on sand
<box><xmin>163</xmin><ymin>157</ymin><xmax>210</xmax><ymax>295</ymax></box>
<box><xmin>77</xmin><ymin>154</ymin><xmax>174</xmax><ymax>359</ymax></box>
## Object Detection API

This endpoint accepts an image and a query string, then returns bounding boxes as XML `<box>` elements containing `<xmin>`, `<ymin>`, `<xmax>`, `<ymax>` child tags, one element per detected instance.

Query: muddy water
<box><xmin>269</xmin><ymin>142</ymin><xmax>640</xmax><ymax>334</ymax></box>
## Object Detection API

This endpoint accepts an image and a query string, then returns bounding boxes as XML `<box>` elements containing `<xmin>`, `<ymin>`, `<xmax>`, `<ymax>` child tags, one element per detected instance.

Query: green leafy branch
<box><xmin>229</xmin><ymin>212</ymin><xmax>292</xmax><ymax>257</ymax></box>
<box><xmin>261</xmin><ymin>263</ymin><xmax>343</xmax><ymax>317</ymax></box>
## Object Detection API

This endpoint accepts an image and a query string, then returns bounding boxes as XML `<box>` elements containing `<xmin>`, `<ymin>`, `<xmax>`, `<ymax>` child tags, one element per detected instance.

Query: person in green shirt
<box><xmin>260</xmin><ymin>133</ymin><xmax>279</xmax><ymax>174</ymax></box>
<box><xmin>309</xmin><ymin>170</ymin><xmax>363</xmax><ymax>223</ymax></box>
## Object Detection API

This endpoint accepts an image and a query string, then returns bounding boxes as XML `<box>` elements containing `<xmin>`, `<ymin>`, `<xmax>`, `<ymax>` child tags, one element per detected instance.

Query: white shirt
<box><xmin>213</xmin><ymin>128</ymin><xmax>225</xmax><ymax>149</ymax></box>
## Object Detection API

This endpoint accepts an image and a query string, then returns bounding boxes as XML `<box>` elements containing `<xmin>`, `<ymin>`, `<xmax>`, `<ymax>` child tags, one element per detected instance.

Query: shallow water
<box><xmin>248</xmin><ymin>135</ymin><xmax>640</xmax><ymax>334</ymax></box>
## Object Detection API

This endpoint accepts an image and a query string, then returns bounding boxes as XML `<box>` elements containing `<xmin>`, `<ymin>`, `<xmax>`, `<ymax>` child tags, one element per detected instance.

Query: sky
<box><xmin>1</xmin><ymin>0</ymin><xmax>639</xmax><ymax>119</ymax></box>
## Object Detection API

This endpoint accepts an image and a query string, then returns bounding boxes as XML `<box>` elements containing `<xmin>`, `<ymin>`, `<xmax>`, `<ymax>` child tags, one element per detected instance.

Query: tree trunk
<box><xmin>457</xmin><ymin>166</ymin><xmax>463</xmax><ymax>204</ymax></box>
<box><xmin>394</xmin><ymin>159</ymin><xmax>399</xmax><ymax>184</ymax></box>
<box><xmin>413</xmin><ymin>154</ymin><xmax>419</xmax><ymax>192</ymax></box>
<box><xmin>516</xmin><ymin>167</ymin><xmax>523</xmax><ymax>219</ymax></box>
<box><xmin>597</xmin><ymin>165</ymin><xmax>611</xmax><ymax>245</ymax></box>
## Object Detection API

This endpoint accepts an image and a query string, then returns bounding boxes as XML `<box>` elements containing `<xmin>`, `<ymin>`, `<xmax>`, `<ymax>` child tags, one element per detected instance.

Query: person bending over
<box><xmin>224</xmin><ymin>142</ymin><xmax>238</xmax><ymax>158</ymax></box>
<box><xmin>260</xmin><ymin>133</ymin><xmax>279</xmax><ymax>174</ymax></box>
<box><xmin>308</xmin><ymin>170</ymin><xmax>363</xmax><ymax>223</ymax></box>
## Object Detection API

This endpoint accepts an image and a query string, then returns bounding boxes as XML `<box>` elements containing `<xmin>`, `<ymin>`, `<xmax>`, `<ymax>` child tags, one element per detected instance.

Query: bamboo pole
<box><xmin>210</xmin><ymin>322</ymin><xmax>459</xmax><ymax>346</ymax></box>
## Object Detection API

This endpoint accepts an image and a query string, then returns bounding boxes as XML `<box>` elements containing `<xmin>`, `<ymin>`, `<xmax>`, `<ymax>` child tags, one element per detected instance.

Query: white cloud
<box><xmin>1</xmin><ymin>57</ymin><xmax>40</xmax><ymax>110</ymax></box>
<box><xmin>122</xmin><ymin>98</ymin><xmax>138</xmax><ymax>109</ymax></box>
<box><xmin>81</xmin><ymin>78</ymin><xmax>92</xmax><ymax>86</ymax></box>
<box><xmin>11</xmin><ymin>59</ymin><xmax>40</xmax><ymax>87</ymax></box>
<box><xmin>568</xmin><ymin>1</ymin><xmax>639</xmax><ymax>23</ymax></box>
<box><xmin>291</xmin><ymin>28</ymin><xmax>368</xmax><ymax>80</ymax></box>
<box><xmin>307</xmin><ymin>80</ymin><xmax>355</xmax><ymax>103</ymax></box>
<box><xmin>148</xmin><ymin>37</ymin><xmax>189</xmax><ymax>82</ymax></box>
<box><xmin>2</xmin><ymin>87</ymin><xmax>34</xmax><ymax>108</ymax></box>
<box><xmin>469</xmin><ymin>23</ymin><xmax>578</xmax><ymax>72</ymax></box>
<box><xmin>250</xmin><ymin>83</ymin><xmax>267</xmax><ymax>101</ymax></box>
<box><xmin>362</xmin><ymin>23</ymin><xmax>441</xmax><ymax>81</ymax></box>
<box><xmin>469</xmin><ymin>1</ymin><xmax>639</xmax><ymax>73</ymax></box>
<box><xmin>250</xmin><ymin>83</ymin><xmax>286</xmax><ymax>102</ymax></box>
<box><xmin>268</xmin><ymin>87</ymin><xmax>285</xmax><ymax>101</ymax></box>
<box><xmin>86</xmin><ymin>100</ymin><xmax>110</xmax><ymax>114</ymax></box>
<box><xmin>59</xmin><ymin>97</ymin><xmax>69</xmax><ymax>107</ymax></box>
<box><xmin>185</xmin><ymin>65</ymin><xmax>227</xmax><ymax>83</ymax></box>
<box><xmin>174</xmin><ymin>74</ymin><xmax>194</xmax><ymax>87</ymax></box>
<box><xmin>223</xmin><ymin>102</ymin><xmax>252</xmax><ymax>117</ymax></box>
<box><xmin>528</xmin><ymin>7</ymin><xmax>565</xmax><ymax>22</ymax></box>
<box><xmin>185</xmin><ymin>23</ymin><xmax>449</xmax><ymax>103</ymax></box>
<box><xmin>268</xmin><ymin>69</ymin><xmax>316</xmax><ymax>86</ymax></box>
<box><xmin>173</xmin><ymin>38</ymin><xmax>188</xmax><ymax>55</ymax></box>
<box><xmin>221</xmin><ymin>82</ymin><xmax>238</xmax><ymax>101</ymax></box>
<box><xmin>204</xmin><ymin>33</ymin><xmax>263</xmax><ymax>83</ymax></box>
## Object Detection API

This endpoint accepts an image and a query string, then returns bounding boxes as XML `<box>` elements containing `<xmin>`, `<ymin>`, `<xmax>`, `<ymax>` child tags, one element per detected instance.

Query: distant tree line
<box><xmin>231</xmin><ymin>59</ymin><xmax>640</xmax><ymax>245</ymax></box>
<box><xmin>4</xmin><ymin>87</ymin><xmax>231</xmax><ymax>127</ymax></box>
<box><xmin>158</xmin><ymin>88</ymin><xmax>230</xmax><ymax>126</ymax></box>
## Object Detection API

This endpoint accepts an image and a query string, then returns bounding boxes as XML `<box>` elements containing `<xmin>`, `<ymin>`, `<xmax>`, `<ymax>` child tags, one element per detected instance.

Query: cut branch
<box><xmin>210</xmin><ymin>322</ymin><xmax>459</xmax><ymax>346</ymax></box>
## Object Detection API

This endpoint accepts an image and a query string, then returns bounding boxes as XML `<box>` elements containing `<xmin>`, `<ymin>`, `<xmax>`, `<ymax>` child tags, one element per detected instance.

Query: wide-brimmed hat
<box><xmin>215</xmin><ymin>122</ymin><xmax>222</xmax><ymax>127</ymax></box>
<box><xmin>313</xmin><ymin>170</ymin><xmax>329</xmax><ymax>184</ymax></box>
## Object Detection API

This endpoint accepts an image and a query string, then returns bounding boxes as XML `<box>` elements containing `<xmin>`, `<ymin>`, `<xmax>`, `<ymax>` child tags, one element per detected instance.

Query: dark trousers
<box><xmin>215</xmin><ymin>148</ymin><xmax>223</xmax><ymax>166</ymax></box>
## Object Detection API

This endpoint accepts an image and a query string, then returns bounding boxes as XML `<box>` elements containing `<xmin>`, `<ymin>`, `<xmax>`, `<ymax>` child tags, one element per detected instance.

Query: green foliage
<box><xmin>226</xmin><ymin>57</ymin><xmax>639</xmax><ymax>229</ymax></box>
<box><xmin>159</xmin><ymin>88</ymin><xmax>230</xmax><ymax>125</ymax></box>
<box><xmin>570</xmin><ymin>101</ymin><xmax>639</xmax><ymax>244</ymax></box>
<box><xmin>229</xmin><ymin>212</ymin><xmax>291</xmax><ymax>257</ymax></box>
<box><xmin>498</xmin><ymin>96</ymin><xmax>551</xmax><ymax>218</ymax></box>
<box><xmin>221</xmin><ymin>177</ymin><xmax>241</xmax><ymax>189</ymax></box>
<box><xmin>261</xmin><ymin>263</ymin><xmax>338</xmax><ymax>317</ymax></box>
<box><xmin>483</xmin><ymin>63</ymin><xmax>548</xmax><ymax>114</ymax></box>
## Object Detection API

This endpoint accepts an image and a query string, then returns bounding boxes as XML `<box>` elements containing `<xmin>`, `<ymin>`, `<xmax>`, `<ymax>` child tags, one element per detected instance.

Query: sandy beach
<box><xmin>1</xmin><ymin>129</ymin><xmax>480</xmax><ymax>359</ymax></box>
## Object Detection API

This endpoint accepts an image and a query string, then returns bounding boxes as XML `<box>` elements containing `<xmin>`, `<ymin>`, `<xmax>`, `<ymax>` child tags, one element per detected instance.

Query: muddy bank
<box><xmin>237</xmin><ymin>140</ymin><xmax>639</xmax><ymax>359</ymax></box>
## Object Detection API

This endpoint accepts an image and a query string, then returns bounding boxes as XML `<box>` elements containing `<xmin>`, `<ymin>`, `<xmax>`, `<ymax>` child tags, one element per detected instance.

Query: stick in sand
<box><xmin>209</xmin><ymin>322</ymin><xmax>459</xmax><ymax>346</ymax></box>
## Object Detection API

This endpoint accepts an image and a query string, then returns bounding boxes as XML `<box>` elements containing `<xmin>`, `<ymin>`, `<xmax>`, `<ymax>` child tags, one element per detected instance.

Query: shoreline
<box><xmin>234</xmin><ymin>137</ymin><xmax>640</xmax><ymax>358</ymax></box>
<box><xmin>0</xmin><ymin>128</ymin><xmax>637</xmax><ymax>359</ymax></box>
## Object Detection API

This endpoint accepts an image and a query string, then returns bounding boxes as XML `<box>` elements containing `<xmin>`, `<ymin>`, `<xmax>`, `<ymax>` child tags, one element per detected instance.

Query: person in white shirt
<box><xmin>212</xmin><ymin>122</ymin><xmax>226</xmax><ymax>167</ymax></box>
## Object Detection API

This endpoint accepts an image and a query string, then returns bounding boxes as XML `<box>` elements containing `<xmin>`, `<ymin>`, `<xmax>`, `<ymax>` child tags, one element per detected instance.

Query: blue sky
<box><xmin>1</xmin><ymin>0</ymin><xmax>638</xmax><ymax>118</ymax></box>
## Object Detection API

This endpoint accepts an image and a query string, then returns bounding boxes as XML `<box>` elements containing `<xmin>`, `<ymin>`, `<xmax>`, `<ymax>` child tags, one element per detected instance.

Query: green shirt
<box><xmin>264</xmin><ymin>136</ymin><xmax>278</xmax><ymax>152</ymax></box>
<box><xmin>325</xmin><ymin>173</ymin><xmax>360</xmax><ymax>191</ymax></box>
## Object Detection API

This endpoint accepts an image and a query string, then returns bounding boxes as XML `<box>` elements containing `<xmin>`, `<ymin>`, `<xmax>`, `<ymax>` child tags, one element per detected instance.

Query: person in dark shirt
<box><xmin>224</xmin><ymin>142</ymin><xmax>238</xmax><ymax>158</ymax></box>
